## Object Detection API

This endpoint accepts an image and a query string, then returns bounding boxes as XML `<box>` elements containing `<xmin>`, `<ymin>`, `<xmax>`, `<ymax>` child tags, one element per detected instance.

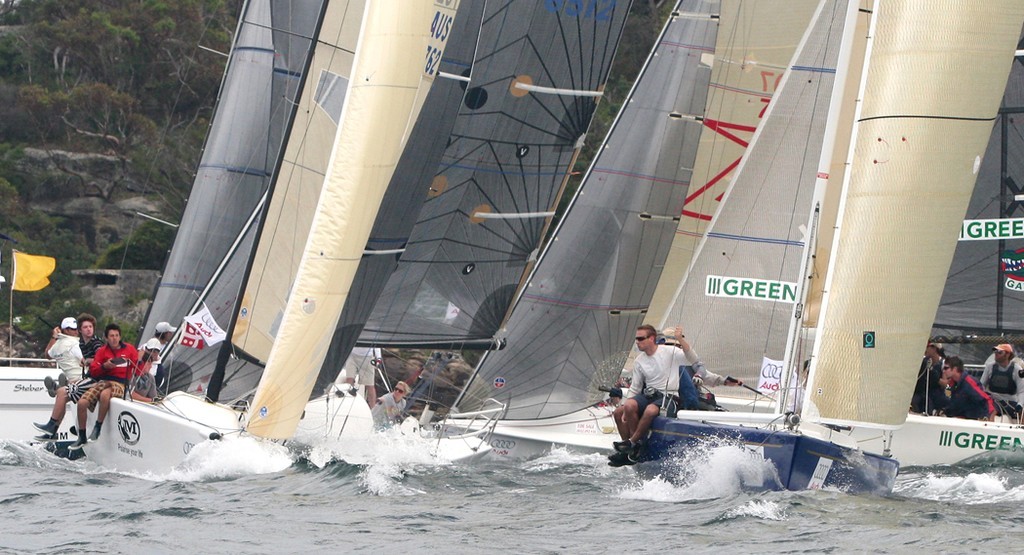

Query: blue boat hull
<box><xmin>639</xmin><ymin>417</ymin><xmax>899</xmax><ymax>494</ymax></box>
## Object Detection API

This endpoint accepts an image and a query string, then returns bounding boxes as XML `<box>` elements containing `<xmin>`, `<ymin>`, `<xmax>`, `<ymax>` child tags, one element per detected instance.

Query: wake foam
<box><xmin>896</xmin><ymin>471</ymin><xmax>1024</xmax><ymax>503</ymax></box>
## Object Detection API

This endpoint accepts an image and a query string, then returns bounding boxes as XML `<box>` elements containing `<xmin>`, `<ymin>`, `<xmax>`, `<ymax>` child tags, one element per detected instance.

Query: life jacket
<box><xmin>988</xmin><ymin>362</ymin><xmax>1018</xmax><ymax>395</ymax></box>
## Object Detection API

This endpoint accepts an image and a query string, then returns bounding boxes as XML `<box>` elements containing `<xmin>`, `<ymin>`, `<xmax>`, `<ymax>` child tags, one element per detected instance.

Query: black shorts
<box><xmin>632</xmin><ymin>390</ymin><xmax>678</xmax><ymax>418</ymax></box>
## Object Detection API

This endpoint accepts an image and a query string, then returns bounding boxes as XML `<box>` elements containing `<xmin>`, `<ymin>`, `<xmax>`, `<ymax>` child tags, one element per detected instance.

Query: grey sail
<box><xmin>359</xmin><ymin>1</ymin><xmax>632</xmax><ymax>349</ymax></box>
<box><xmin>310</xmin><ymin>1</ymin><xmax>488</xmax><ymax>397</ymax></box>
<box><xmin>202</xmin><ymin>0</ymin><xmax>369</xmax><ymax>401</ymax></box>
<box><xmin>933</xmin><ymin>47</ymin><xmax>1024</xmax><ymax>339</ymax></box>
<box><xmin>145</xmin><ymin>0</ymin><xmax>326</xmax><ymax>395</ymax></box>
<box><xmin>455</xmin><ymin>1</ymin><xmax>719</xmax><ymax>419</ymax></box>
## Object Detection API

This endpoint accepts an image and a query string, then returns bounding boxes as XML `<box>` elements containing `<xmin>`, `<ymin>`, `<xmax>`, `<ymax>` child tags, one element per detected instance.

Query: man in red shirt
<box><xmin>69</xmin><ymin>323</ymin><xmax>139</xmax><ymax>450</ymax></box>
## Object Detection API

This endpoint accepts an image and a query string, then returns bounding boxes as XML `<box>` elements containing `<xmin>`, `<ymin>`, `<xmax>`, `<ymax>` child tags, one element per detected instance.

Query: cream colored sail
<box><xmin>231</xmin><ymin>0</ymin><xmax>365</xmax><ymax>365</ymax></box>
<box><xmin>803</xmin><ymin>0</ymin><xmax>1024</xmax><ymax>428</ymax></box>
<box><xmin>246</xmin><ymin>0</ymin><xmax>459</xmax><ymax>439</ymax></box>
<box><xmin>648</xmin><ymin>0</ymin><xmax>818</xmax><ymax>328</ymax></box>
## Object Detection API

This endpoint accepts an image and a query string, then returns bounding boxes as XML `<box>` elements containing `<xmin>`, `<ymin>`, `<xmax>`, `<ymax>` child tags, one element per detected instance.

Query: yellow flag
<box><xmin>13</xmin><ymin>251</ymin><xmax>56</xmax><ymax>291</ymax></box>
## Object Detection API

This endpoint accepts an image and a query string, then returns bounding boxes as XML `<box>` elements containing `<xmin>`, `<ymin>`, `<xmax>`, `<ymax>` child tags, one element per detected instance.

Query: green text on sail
<box><xmin>705</xmin><ymin>275</ymin><xmax>797</xmax><ymax>303</ymax></box>
<box><xmin>959</xmin><ymin>218</ymin><xmax>1024</xmax><ymax>240</ymax></box>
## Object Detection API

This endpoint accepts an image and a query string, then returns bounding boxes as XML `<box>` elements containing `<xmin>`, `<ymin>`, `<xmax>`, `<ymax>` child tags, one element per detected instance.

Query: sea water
<box><xmin>1</xmin><ymin>435</ymin><xmax>1021</xmax><ymax>553</ymax></box>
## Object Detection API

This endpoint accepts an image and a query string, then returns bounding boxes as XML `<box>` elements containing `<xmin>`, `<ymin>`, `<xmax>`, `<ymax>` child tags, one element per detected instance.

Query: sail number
<box><xmin>425</xmin><ymin>10</ymin><xmax>455</xmax><ymax>77</ymax></box>
<box><xmin>544</xmin><ymin>0</ymin><xmax>616</xmax><ymax>21</ymax></box>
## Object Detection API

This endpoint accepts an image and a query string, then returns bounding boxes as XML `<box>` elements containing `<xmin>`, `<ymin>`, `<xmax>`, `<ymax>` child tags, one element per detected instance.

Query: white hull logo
<box><xmin>117</xmin><ymin>411</ymin><xmax>141</xmax><ymax>445</ymax></box>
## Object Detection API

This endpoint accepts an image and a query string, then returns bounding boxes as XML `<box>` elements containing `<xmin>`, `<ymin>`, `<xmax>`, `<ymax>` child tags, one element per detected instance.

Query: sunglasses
<box><xmin>635</xmin><ymin>336</ymin><xmax>650</xmax><ymax>341</ymax></box>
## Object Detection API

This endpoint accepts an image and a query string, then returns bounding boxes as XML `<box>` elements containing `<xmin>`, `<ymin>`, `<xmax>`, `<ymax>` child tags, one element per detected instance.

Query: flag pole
<box><xmin>7</xmin><ymin>247</ymin><xmax>14</xmax><ymax>357</ymax></box>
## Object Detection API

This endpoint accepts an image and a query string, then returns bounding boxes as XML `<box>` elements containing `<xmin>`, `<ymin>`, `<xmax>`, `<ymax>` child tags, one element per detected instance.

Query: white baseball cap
<box><xmin>60</xmin><ymin>317</ymin><xmax>78</xmax><ymax>330</ymax></box>
<box><xmin>155</xmin><ymin>322</ymin><xmax>177</xmax><ymax>334</ymax></box>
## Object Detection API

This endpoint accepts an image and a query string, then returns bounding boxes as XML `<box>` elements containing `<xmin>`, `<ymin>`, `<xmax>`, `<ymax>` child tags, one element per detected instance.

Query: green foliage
<box><xmin>95</xmin><ymin>220</ymin><xmax>173</xmax><ymax>270</ymax></box>
<box><xmin>0</xmin><ymin>0</ymin><xmax>237</xmax><ymax>352</ymax></box>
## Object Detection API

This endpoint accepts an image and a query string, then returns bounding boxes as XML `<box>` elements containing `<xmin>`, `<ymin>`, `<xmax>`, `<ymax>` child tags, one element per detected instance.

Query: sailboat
<box><xmin>74</xmin><ymin>0</ymin><xmax>462</xmax><ymax>472</ymax></box>
<box><xmin>303</xmin><ymin>1</ymin><xmax>634</xmax><ymax>455</ymax></box>
<box><xmin>436</xmin><ymin>0</ymin><xmax>820</xmax><ymax>460</ymax></box>
<box><xmin>825</xmin><ymin>34</ymin><xmax>1024</xmax><ymax>467</ymax></box>
<box><xmin>637</xmin><ymin>0</ymin><xmax>1024</xmax><ymax>491</ymax></box>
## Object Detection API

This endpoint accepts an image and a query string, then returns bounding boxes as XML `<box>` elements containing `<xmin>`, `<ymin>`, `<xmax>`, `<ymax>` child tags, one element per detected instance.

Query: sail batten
<box><xmin>358</xmin><ymin>2</ymin><xmax>632</xmax><ymax>350</ymax></box>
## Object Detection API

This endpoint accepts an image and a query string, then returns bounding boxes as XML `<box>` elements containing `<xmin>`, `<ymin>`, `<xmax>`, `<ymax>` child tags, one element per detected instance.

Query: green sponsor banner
<box><xmin>960</xmin><ymin>218</ymin><xmax>1024</xmax><ymax>241</ymax></box>
<box><xmin>938</xmin><ymin>429</ymin><xmax>1024</xmax><ymax>452</ymax></box>
<box><xmin>705</xmin><ymin>275</ymin><xmax>797</xmax><ymax>303</ymax></box>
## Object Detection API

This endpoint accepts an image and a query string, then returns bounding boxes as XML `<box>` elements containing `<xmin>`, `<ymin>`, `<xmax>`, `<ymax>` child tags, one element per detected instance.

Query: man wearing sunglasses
<box><xmin>611</xmin><ymin>324</ymin><xmax>694</xmax><ymax>463</ymax></box>
<box><xmin>941</xmin><ymin>356</ymin><xmax>995</xmax><ymax>421</ymax></box>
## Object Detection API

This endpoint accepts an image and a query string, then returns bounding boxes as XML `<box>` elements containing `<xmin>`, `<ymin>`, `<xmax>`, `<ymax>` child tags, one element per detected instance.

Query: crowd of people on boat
<box><xmin>603</xmin><ymin>324</ymin><xmax>1024</xmax><ymax>463</ymax></box>
<box><xmin>31</xmin><ymin>313</ymin><xmax>175</xmax><ymax>449</ymax></box>
<box><xmin>912</xmin><ymin>341</ymin><xmax>1024</xmax><ymax>422</ymax></box>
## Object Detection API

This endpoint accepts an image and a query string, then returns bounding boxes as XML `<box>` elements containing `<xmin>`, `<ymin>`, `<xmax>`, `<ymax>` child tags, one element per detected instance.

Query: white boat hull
<box><xmin>82</xmin><ymin>392</ymin><xmax>244</xmax><ymax>473</ymax></box>
<box><xmin>76</xmin><ymin>387</ymin><xmax>374</xmax><ymax>473</ymax></box>
<box><xmin>444</xmin><ymin>404</ymin><xmax>621</xmax><ymax>460</ymax></box>
<box><xmin>1</xmin><ymin>361</ymin><xmax>79</xmax><ymax>444</ymax></box>
<box><xmin>296</xmin><ymin>386</ymin><xmax>374</xmax><ymax>441</ymax></box>
<box><xmin>848</xmin><ymin>413</ymin><xmax>1024</xmax><ymax>467</ymax></box>
<box><xmin>442</xmin><ymin>392</ymin><xmax>1024</xmax><ymax>467</ymax></box>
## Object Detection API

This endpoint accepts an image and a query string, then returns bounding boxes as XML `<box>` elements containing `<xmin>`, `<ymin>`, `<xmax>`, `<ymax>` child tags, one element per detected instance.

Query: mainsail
<box><xmin>454</xmin><ymin>0</ymin><xmax>720</xmax><ymax>420</ymax></box>
<box><xmin>658</xmin><ymin>0</ymin><xmax>852</xmax><ymax>388</ymax></box>
<box><xmin>933</xmin><ymin>45</ymin><xmax>1024</xmax><ymax>339</ymax></box>
<box><xmin>803</xmin><ymin>0</ymin><xmax>1024</xmax><ymax>428</ymax></box>
<box><xmin>358</xmin><ymin>1</ymin><xmax>632</xmax><ymax>349</ymax></box>
<box><xmin>246</xmin><ymin>0</ymin><xmax>460</xmax><ymax>439</ymax></box>
<box><xmin>144</xmin><ymin>0</ymin><xmax>328</xmax><ymax>395</ymax></box>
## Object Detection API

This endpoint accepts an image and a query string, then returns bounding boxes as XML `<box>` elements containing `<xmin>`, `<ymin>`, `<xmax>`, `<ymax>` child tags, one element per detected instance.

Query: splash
<box><xmin>159</xmin><ymin>436</ymin><xmax>294</xmax><ymax>482</ymax></box>
<box><xmin>723</xmin><ymin>499</ymin><xmax>788</xmax><ymax>521</ymax></box>
<box><xmin>618</xmin><ymin>440</ymin><xmax>779</xmax><ymax>502</ymax></box>
<box><xmin>290</xmin><ymin>427</ymin><xmax>456</xmax><ymax>496</ymax></box>
<box><xmin>523</xmin><ymin>446</ymin><xmax>610</xmax><ymax>472</ymax></box>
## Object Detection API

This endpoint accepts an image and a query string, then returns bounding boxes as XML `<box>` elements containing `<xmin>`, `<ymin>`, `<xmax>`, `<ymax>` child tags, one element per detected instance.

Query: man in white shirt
<box><xmin>43</xmin><ymin>316</ymin><xmax>84</xmax><ymax>397</ymax></box>
<box><xmin>612</xmin><ymin>325</ymin><xmax>691</xmax><ymax>458</ymax></box>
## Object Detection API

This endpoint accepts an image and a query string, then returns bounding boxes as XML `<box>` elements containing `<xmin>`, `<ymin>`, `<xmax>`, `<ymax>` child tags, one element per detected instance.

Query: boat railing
<box><xmin>0</xmin><ymin>357</ymin><xmax>58</xmax><ymax>369</ymax></box>
<box><xmin>434</xmin><ymin>398</ymin><xmax>507</xmax><ymax>446</ymax></box>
